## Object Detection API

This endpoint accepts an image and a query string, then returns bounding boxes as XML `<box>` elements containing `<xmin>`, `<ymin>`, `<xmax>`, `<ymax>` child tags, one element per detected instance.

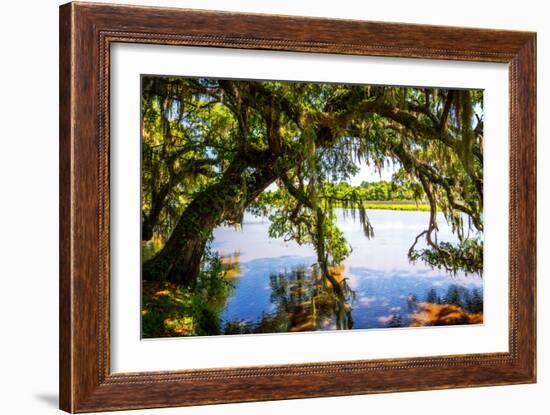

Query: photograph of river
<box><xmin>140</xmin><ymin>76</ymin><xmax>484</xmax><ymax>338</ymax></box>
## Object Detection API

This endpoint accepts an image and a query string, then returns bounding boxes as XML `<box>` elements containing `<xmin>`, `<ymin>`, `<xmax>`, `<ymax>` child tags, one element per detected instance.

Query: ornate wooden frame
<box><xmin>59</xmin><ymin>2</ymin><xmax>536</xmax><ymax>412</ymax></box>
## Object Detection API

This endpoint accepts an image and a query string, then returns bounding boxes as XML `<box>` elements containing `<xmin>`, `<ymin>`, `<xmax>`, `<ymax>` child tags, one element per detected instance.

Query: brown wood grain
<box><xmin>59</xmin><ymin>2</ymin><xmax>537</xmax><ymax>412</ymax></box>
<box><xmin>59</xmin><ymin>3</ymin><xmax>73</xmax><ymax>411</ymax></box>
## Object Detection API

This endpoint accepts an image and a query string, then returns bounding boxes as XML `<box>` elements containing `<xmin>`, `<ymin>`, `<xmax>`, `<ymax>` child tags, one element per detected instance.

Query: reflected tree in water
<box><xmin>409</xmin><ymin>285</ymin><xmax>484</xmax><ymax>327</ymax></box>
<box><xmin>224</xmin><ymin>266</ymin><xmax>355</xmax><ymax>334</ymax></box>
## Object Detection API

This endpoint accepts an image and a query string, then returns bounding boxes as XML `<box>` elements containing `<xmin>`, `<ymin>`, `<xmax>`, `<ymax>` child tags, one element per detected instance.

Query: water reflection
<box><xmin>220</xmin><ymin>258</ymin><xmax>483</xmax><ymax>333</ymax></box>
<box><xmin>224</xmin><ymin>264</ymin><xmax>354</xmax><ymax>334</ymax></box>
<box><xmin>214</xmin><ymin>209</ymin><xmax>483</xmax><ymax>334</ymax></box>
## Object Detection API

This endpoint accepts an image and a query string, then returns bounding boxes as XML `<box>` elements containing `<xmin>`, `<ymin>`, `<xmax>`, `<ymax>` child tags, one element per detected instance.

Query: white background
<box><xmin>0</xmin><ymin>0</ymin><xmax>547</xmax><ymax>414</ymax></box>
<box><xmin>111</xmin><ymin>45</ymin><xmax>509</xmax><ymax>372</ymax></box>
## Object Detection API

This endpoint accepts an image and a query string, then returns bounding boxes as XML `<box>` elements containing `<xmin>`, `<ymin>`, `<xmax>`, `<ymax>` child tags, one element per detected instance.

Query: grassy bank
<box><xmin>363</xmin><ymin>202</ymin><xmax>429</xmax><ymax>211</ymax></box>
<box><xmin>142</xmin><ymin>255</ymin><xmax>237</xmax><ymax>338</ymax></box>
<box><xmin>333</xmin><ymin>201</ymin><xmax>430</xmax><ymax>212</ymax></box>
<box><xmin>141</xmin><ymin>281</ymin><xmax>196</xmax><ymax>337</ymax></box>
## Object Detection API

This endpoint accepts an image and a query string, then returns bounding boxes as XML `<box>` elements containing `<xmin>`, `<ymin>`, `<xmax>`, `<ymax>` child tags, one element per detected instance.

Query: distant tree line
<box><xmin>254</xmin><ymin>180</ymin><xmax>425</xmax><ymax>209</ymax></box>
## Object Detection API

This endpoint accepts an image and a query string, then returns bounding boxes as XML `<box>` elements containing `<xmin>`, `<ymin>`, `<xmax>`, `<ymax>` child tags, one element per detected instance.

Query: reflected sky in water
<box><xmin>211</xmin><ymin>209</ymin><xmax>483</xmax><ymax>331</ymax></box>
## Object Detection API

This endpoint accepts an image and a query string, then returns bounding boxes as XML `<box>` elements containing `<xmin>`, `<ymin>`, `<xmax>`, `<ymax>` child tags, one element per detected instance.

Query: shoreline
<box><xmin>333</xmin><ymin>201</ymin><xmax>430</xmax><ymax>212</ymax></box>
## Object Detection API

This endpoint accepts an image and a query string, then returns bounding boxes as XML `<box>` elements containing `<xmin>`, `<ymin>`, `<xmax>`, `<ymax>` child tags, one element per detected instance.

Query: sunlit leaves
<box><xmin>142</xmin><ymin>75</ymin><xmax>484</xmax><ymax>279</ymax></box>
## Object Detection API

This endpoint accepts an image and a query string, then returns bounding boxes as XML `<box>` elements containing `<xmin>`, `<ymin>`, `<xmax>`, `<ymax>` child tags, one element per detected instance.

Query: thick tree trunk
<box><xmin>141</xmin><ymin>212</ymin><xmax>158</xmax><ymax>242</ymax></box>
<box><xmin>142</xmin><ymin>188</ymin><xmax>220</xmax><ymax>285</ymax></box>
<box><xmin>142</xmin><ymin>217</ymin><xmax>154</xmax><ymax>242</ymax></box>
<box><xmin>142</xmin><ymin>155</ymin><xmax>277</xmax><ymax>285</ymax></box>
<box><xmin>142</xmin><ymin>190</ymin><xmax>167</xmax><ymax>241</ymax></box>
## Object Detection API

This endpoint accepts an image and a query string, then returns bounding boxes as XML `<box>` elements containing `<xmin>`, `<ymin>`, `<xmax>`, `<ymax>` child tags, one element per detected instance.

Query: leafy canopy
<box><xmin>141</xmin><ymin>77</ymin><xmax>484</xmax><ymax>279</ymax></box>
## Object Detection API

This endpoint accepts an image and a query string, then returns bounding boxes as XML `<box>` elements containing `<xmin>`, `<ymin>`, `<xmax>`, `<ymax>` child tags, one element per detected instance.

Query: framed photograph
<box><xmin>59</xmin><ymin>2</ymin><xmax>536</xmax><ymax>412</ymax></box>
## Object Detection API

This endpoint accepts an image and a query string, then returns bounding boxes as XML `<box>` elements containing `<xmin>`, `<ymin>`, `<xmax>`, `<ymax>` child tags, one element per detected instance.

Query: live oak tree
<box><xmin>141</xmin><ymin>77</ymin><xmax>484</xmax><ymax>292</ymax></box>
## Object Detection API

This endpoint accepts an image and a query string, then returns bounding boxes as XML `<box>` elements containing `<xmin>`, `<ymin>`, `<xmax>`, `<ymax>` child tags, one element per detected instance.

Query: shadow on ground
<box><xmin>35</xmin><ymin>393</ymin><xmax>58</xmax><ymax>408</ymax></box>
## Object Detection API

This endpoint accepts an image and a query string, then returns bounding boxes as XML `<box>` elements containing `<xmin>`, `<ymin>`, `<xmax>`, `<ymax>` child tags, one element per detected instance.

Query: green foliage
<box><xmin>140</xmin><ymin>77</ymin><xmax>247</xmax><ymax>241</ymax></box>
<box><xmin>410</xmin><ymin>237</ymin><xmax>483</xmax><ymax>275</ymax></box>
<box><xmin>142</xmin><ymin>76</ymin><xmax>485</xmax><ymax>284</ymax></box>
<box><xmin>252</xmin><ymin>181</ymin><xmax>430</xmax><ymax>213</ymax></box>
<box><xmin>330</xmin><ymin>180</ymin><xmax>421</xmax><ymax>201</ymax></box>
<box><xmin>141</xmin><ymin>283</ymin><xmax>194</xmax><ymax>338</ymax></box>
<box><xmin>323</xmin><ymin>214</ymin><xmax>351</xmax><ymax>264</ymax></box>
<box><xmin>141</xmin><ymin>252</ymin><xmax>234</xmax><ymax>337</ymax></box>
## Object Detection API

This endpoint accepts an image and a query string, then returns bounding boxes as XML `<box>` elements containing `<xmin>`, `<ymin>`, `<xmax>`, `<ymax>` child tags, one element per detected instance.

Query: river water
<box><xmin>210</xmin><ymin>209</ymin><xmax>483</xmax><ymax>333</ymax></box>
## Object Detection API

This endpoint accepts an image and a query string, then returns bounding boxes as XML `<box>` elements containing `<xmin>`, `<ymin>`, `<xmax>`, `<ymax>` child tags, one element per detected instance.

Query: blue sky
<box><xmin>348</xmin><ymin>160</ymin><xmax>398</xmax><ymax>185</ymax></box>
